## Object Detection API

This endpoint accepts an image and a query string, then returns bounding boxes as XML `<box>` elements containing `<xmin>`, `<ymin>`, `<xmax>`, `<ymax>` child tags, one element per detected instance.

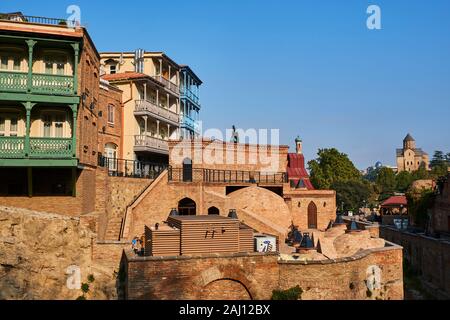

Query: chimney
<box><xmin>295</xmin><ymin>136</ymin><xmax>303</xmax><ymax>154</ymax></box>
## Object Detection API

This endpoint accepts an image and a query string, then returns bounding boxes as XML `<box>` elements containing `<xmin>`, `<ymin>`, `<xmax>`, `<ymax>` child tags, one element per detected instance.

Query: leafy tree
<box><xmin>332</xmin><ymin>180</ymin><xmax>372</xmax><ymax>212</ymax></box>
<box><xmin>430</xmin><ymin>151</ymin><xmax>445</xmax><ymax>168</ymax></box>
<box><xmin>411</xmin><ymin>163</ymin><xmax>429</xmax><ymax>181</ymax></box>
<box><xmin>376</xmin><ymin>167</ymin><xmax>397</xmax><ymax>196</ymax></box>
<box><xmin>364</xmin><ymin>166</ymin><xmax>381</xmax><ymax>183</ymax></box>
<box><xmin>407</xmin><ymin>189</ymin><xmax>435</xmax><ymax>228</ymax></box>
<box><xmin>396</xmin><ymin>171</ymin><xmax>413</xmax><ymax>193</ymax></box>
<box><xmin>308</xmin><ymin>148</ymin><xmax>362</xmax><ymax>190</ymax></box>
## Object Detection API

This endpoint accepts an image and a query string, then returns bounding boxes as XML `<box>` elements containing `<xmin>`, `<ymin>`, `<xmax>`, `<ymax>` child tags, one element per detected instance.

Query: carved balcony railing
<box><xmin>0</xmin><ymin>71</ymin><xmax>75</xmax><ymax>95</ymax></box>
<box><xmin>134</xmin><ymin>135</ymin><xmax>169</xmax><ymax>154</ymax></box>
<box><xmin>180</xmin><ymin>87</ymin><xmax>200</xmax><ymax>105</ymax></box>
<box><xmin>0</xmin><ymin>136</ymin><xmax>25</xmax><ymax>158</ymax></box>
<box><xmin>180</xmin><ymin>115</ymin><xmax>200</xmax><ymax>134</ymax></box>
<box><xmin>152</xmin><ymin>75</ymin><xmax>179</xmax><ymax>95</ymax></box>
<box><xmin>0</xmin><ymin>136</ymin><xmax>74</xmax><ymax>159</ymax></box>
<box><xmin>135</xmin><ymin>100</ymin><xmax>179</xmax><ymax>124</ymax></box>
<box><xmin>29</xmin><ymin>137</ymin><xmax>73</xmax><ymax>158</ymax></box>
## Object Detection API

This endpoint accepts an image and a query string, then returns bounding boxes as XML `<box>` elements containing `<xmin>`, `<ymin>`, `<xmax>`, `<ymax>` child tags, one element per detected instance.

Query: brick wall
<box><xmin>98</xmin><ymin>82</ymin><xmax>123</xmax><ymax>159</ymax></box>
<box><xmin>432</xmin><ymin>175</ymin><xmax>450</xmax><ymax>233</ymax></box>
<box><xmin>0</xmin><ymin>167</ymin><xmax>96</xmax><ymax>216</ymax></box>
<box><xmin>123</xmin><ymin>244</ymin><xmax>403</xmax><ymax>300</ymax></box>
<box><xmin>380</xmin><ymin>226</ymin><xmax>450</xmax><ymax>298</ymax></box>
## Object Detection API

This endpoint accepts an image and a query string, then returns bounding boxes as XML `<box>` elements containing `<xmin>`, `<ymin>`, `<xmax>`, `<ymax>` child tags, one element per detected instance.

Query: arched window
<box><xmin>308</xmin><ymin>201</ymin><xmax>318</xmax><ymax>229</ymax></box>
<box><xmin>183</xmin><ymin>158</ymin><xmax>193</xmax><ymax>182</ymax></box>
<box><xmin>178</xmin><ymin>198</ymin><xmax>196</xmax><ymax>216</ymax></box>
<box><xmin>105</xmin><ymin>143</ymin><xmax>118</xmax><ymax>172</ymax></box>
<box><xmin>208</xmin><ymin>207</ymin><xmax>220</xmax><ymax>215</ymax></box>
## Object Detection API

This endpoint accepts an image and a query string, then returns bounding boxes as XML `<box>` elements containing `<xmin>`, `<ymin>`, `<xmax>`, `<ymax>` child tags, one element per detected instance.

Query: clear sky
<box><xmin>2</xmin><ymin>0</ymin><xmax>450</xmax><ymax>169</ymax></box>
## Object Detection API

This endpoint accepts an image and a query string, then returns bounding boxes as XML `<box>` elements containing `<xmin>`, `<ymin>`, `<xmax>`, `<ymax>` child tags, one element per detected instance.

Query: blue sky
<box><xmin>2</xmin><ymin>0</ymin><xmax>450</xmax><ymax>169</ymax></box>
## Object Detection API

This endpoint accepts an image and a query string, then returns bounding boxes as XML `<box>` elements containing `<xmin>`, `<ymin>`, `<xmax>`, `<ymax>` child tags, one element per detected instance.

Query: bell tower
<box><xmin>295</xmin><ymin>136</ymin><xmax>303</xmax><ymax>155</ymax></box>
<box><xmin>403</xmin><ymin>133</ymin><xmax>416</xmax><ymax>150</ymax></box>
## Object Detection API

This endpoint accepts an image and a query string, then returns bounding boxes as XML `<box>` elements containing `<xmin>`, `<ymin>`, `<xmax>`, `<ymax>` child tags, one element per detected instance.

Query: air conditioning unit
<box><xmin>254</xmin><ymin>235</ymin><xmax>277</xmax><ymax>253</ymax></box>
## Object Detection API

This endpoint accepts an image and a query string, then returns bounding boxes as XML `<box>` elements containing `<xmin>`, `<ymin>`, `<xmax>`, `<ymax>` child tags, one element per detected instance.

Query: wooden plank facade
<box><xmin>145</xmin><ymin>216</ymin><xmax>255</xmax><ymax>257</ymax></box>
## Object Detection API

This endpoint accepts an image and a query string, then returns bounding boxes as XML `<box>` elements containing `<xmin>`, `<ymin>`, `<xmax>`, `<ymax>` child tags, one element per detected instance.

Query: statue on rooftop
<box><xmin>231</xmin><ymin>125</ymin><xmax>239</xmax><ymax>143</ymax></box>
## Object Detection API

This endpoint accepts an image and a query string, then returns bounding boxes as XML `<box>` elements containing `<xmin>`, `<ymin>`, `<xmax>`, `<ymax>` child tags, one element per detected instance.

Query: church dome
<box><xmin>404</xmin><ymin>134</ymin><xmax>415</xmax><ymax>142</ymax></box>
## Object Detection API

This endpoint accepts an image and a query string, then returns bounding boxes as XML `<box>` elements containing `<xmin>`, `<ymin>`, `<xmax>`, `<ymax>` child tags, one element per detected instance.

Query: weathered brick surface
<box><xmin>124</xmin><ymin>245</ymin><xmax>404</xmax><ymax>300</ymax></box>
<box><xmin>380</xmin><ymin>227</ymin><xmax>450</xmax><ymax>298</ymax></box>
<box><xmin>432</xmin><ymin>174</ymin><xmax>450</xmax><ymax>233</ymax></box>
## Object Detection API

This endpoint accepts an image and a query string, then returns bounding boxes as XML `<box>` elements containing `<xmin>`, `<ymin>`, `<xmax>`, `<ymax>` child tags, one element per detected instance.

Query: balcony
<box><xmin>134</xmin><ymin>100</ymin><xmax>179</xmax><ymax>125</ymax></box>
<box><xmin>0</xmin><ymin>71</ymin><xmax>75</xmax><ymax>95</ymax></box>
<box><xmin>0</xmin><ymin>13</ymin><xmax>77</xmax><ymax>27</ymax></box>
<box><xmin>152</xmin><ymin>75</ymin><xmax>179</xmax><ymax>95</ymax></box>
<box><xmin>134</xmin><ymin>135</ymin><xmax>169</xmax><ymax>155</ymax></box>
<box><xmin>180</xmin><ymin>115</ymin><xmax>200</xmax><ymax>134</ymax></box>
<box><xmin>0</xmin><ymin>136</ymin><xmax>74</xmax><ymax>159</ymax></box>
<box><xmin>180</xmin><ymin>88</ymin><xmax>200</xmax><ymax>105</ymax></box>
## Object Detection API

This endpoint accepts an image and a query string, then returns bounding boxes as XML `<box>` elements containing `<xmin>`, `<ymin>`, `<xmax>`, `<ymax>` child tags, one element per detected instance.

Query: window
<box><xmin>0</xmin><ymin>56</ymin><xmax>8</xmax><ymax>69</ymax></box>
<box><xmin>109</xmin><ymin>64</ymin><xmax>116</xmax><ymax>74</ymax></box>
<box><xmin>107</xmin><ymin>105</ymin><xmax>114</xmax><ymax>125</ymax></box>
<box><xmin>41</xmin><ymin>113</ymin><xmax>67</xmax><ymax>138</ymax></box>
<box><xmin>105</xmin><ymin>143</ymin><xmax>118</xmax><ymax>172</ymax></box>
<box><xmin>44</xmin><ymin>56</ymin><xmax>66</xmax><ymax>75</ymax></box>
<box><xmin>0</xmin><ymin>114</ymin><xmax>20</xmax><ymax>137</ymax></box>
<box><xmin>13</xmin><ymin>57</ymin><xmax>21</xmax><ymax>71</ymax></box>
<box><xmin>0</xmin><ymin>117</ymin><xmax>4</xmax><ymax>136</ymax></box>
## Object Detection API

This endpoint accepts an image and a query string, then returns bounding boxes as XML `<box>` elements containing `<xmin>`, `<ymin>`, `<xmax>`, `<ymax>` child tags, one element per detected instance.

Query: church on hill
<box><xmin>396</xmin><ymin>134</ymin><xmax>429</xmax><ymax>172</ymax></box>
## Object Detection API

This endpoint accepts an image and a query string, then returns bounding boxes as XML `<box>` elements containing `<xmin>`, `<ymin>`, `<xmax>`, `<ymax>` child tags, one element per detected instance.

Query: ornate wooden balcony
<box><xmin>134</xmin><ymin>100</ymin><xmax>179</xmax><ymax>125</ymax></box>
<box><xmin>0</xmin><ymin>136</ymin><xmax>74</xmax><ymax>159</ymax></box>
<box><xmin>151</xmin><ymin>75</ymin><xmax>179</xmax><ymax>95</ymax></box>
<box><xmin>134</xmin><ymin>135</ymin><xmax>169</xmax><ymax>155</ymax></box>
<box><xmin>180</xmin><ymin>115</ymin><xmax>200</xmax><ymax>134</ymax></box>
<box><xmin>180</xmin><ymin>87</ymin><xmax>200</xmax><ymax>105</ymax></box>
<box><xmin>0</xmin><ymin>71</ymin><xmax>75</xmax><ymax>95</ymax></box>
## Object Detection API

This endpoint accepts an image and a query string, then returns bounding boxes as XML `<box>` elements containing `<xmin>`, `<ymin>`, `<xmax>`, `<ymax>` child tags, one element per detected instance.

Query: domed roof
<box><xmin>295</xmin><ymin>136</ymin><xmax>302</xmax><ymax>143</ymax></box>
<box><xmin>404</xmin><ymin>133</ymin><xmax>415</xmax><ymax>142</ymax></box>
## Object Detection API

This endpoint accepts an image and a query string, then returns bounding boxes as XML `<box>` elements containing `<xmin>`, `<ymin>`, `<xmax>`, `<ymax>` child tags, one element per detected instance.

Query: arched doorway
<box><xmin>183</xmin><ymin>158</ymin><xmax>193</xmax><ymax>182</ymax></box>
<box><xmin>201</xmin><ymin>279</ymin><xmax>252</xmax><ymax>300</ymax></box>
<box><xmin>208</xmin><ymin>206</ymin><xmax>220</xmax><ymax>215</ymax></box>
<box><xmin>308</xmin><ymin>201</ymin><xmax>318</xmax><ymax>229</ymax></box>
<box><xmin>178</xmin><ymin>198</ymin><xmax>196</xmax><ymax>216</ymax></box>
<box><xmin>104</xmin><ymin>143</ymin><xmax>118</xmax><ymax>172</ymax></box>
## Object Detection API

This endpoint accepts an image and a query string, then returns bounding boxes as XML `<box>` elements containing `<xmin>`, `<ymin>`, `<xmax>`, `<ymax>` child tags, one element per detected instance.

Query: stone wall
<box><xmin>0</xmin><ymin>206</ymin><xmax>122</xmax><ymax>300</ymax></box>
<box><xmin>432</xmin><ymin>174</ymin><xmax>450</xmax><ymax>233</ymax></box>
<box><xmin>380</xmin><ymin>226</ymin><xmax>450</xmax><ymax>298</ymax></box>
<box><xmin>123</xmin><ymin>244</ymin><xmax>404</xmax><ymax>300</ymax></box>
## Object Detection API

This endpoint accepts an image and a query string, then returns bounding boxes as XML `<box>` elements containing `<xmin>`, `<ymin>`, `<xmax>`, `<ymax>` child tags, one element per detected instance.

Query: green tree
<box><xmin>308</xmin><ymin>148</ymin><xmax>362</xmax><ymax>190</ymax></box>
<box><xmin>332</xmin><ymin>180</ymin><xmax>372</xmax><ymax>212</ymax></box>
<box><xmin>430</xmin><ymin>151</ymin><xmax>445</xmax><ymax>168</ymax></box>
<box><xmin>396</xmin><ymin>171</ymin><xmax>413</xmax><ymax>193</ymax></box>
<box><xmin>407</xmin><ymin>189</ymin><xmax>435</xmax><ymax>228</ymax></box>
<box><xmin>376</xmin><ymin>167</ymin><xmax>397</xmax><ymax>196</ymax></box>
<box><xmin>411</xmin><ymin>163</ymin><xmax>429</xmax><ymax>181</ymax></box>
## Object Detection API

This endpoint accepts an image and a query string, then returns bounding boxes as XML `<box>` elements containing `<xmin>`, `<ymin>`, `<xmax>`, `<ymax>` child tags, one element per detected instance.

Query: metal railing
<box><xmin>98</xmin><ymin>156</ymin><xmax>168</xmax><ymax>179</ymax></box>
<box><xmin>0</xmin><ymin>71</ymin><xmax>75</xmax><ymax>95</ymax></box>
<box><xmin>0</xmin><ymin>13</ymin><xmax>77</xmax><ymax>27</ymax></box>
<box><xmin>135</xmin><ymin>100</ymin><xmax>179</xmax><ymax>124</ymax></box>
<box><xmin>168</xmin><ymin>166</ymin><xmax>288</xmax><ymax>184</ymax></box>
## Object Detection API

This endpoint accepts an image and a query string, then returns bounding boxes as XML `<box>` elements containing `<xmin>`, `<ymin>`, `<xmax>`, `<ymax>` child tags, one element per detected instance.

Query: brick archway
<box><xmin>200</xmin><ymin>279</ymin><xmax>252</xmax><ymax>300</ymax></box>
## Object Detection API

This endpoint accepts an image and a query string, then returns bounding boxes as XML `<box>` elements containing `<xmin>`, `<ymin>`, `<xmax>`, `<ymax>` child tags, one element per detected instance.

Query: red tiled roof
<box><xmin>101</xmin><ymin>72</ymin><xmax>148</xmax><ymax>81</ymax></box>
<box><xmin>381</xmin><ymin>196</ymin><xmax>407</xmax><ymax>207</ymax></box>
<box><xmin>287</xmin><ymin>153</ymin><xmax>314</xmax><ymax>190</ymax></box>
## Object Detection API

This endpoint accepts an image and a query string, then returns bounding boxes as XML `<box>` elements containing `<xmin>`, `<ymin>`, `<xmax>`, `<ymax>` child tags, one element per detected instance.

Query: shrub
<box><xmin>272</xmin><ymin>286</ymin><xmax>303</xmax><ymax>300</ymax></box>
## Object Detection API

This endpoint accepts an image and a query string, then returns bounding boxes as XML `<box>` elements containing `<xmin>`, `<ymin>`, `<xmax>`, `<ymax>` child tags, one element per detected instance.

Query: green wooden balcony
<box><xmin>0</xmin><ymin>136</ymin><xmax>74</xmax><ymax>159</ymax></box>
<box><xmin>0</xmin><ymin>71</ymin><xmax>75</xmax><ymax>95</ymax></box>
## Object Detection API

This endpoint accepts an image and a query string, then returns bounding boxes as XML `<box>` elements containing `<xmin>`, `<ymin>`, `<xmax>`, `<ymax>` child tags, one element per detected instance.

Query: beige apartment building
<box><xmin>100</xmin><ymin>51</ymin><xmax>182</xmax><ymax>164</ymax></box>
